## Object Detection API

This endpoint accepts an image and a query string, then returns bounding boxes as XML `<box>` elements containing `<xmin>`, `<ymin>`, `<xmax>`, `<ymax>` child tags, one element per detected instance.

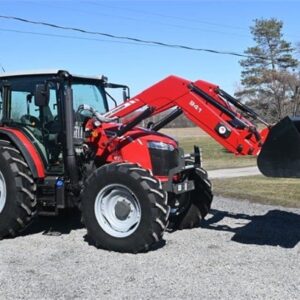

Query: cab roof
<box><xmin>0</xmin><ymin>69</ymin><xmax>105</xmax><ymax>81</ymax></box>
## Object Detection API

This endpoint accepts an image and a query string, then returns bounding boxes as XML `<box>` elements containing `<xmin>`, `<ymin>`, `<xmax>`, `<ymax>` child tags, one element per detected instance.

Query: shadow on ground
<box><xmin>201</xmin><ymin>208</ymin><xmax>300</xmax><ymax>248</ymax></box>
<box><xmin>21</xmin><ymin>209</ymin><xmax>84</xmax><ymax>237</ymax></box>
<box><xmin>20</xmin><ymin>210</ymin><xmax>166</xmax><ymax>252</ymax></box>
<box><xmin>19</xmin><ymin>207</ymin><xmax>300</xmax><ymax>249</ymax></box>
<box><xmin>84</xmin><ymin>234</ymin><xmax>166</xmax><ymax>253</ymax></box>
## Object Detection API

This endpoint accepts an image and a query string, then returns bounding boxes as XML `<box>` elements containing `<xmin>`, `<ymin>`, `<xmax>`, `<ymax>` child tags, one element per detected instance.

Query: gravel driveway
<box><xmin>0</xmin><ymin>196</ymin><xmax>299</xmax><ymax>300</ymax></box>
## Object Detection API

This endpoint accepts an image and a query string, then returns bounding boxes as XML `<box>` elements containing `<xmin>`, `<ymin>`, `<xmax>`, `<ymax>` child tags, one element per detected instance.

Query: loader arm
<box><xmin>105</xmin><ymin>75</ymin><xmax>269</xmax><ymax>157</ymax></box>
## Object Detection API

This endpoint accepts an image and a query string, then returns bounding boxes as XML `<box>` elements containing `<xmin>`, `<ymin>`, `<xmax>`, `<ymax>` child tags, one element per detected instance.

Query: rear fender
<box><xmin>0</xmin><ymin>128</ymin><xmax>45</xmax><ymax>179</ymax></box>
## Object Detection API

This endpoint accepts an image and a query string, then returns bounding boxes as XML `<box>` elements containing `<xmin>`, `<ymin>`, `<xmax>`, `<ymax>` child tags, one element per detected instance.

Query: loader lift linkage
<box><xmin>0</xmin><ymin>70</ymin><xmax>298</xmax><ymax>253</ymax></box>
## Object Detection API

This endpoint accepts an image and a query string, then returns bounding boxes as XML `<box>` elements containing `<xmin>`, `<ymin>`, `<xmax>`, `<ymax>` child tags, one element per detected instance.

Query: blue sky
<box><xmin>0</xmin><ymin>0</ymin><xmax>299</xmax><ymax>99</ymax></box>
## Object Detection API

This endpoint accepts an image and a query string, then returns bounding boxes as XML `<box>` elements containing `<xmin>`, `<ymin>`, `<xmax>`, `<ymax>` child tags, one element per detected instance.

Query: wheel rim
<box><xmin>0</xmin><ymin>171</ymin><xmax>7</xmax><ymax>214</ymax></box>
<box><xmin>94</xmin><ymin>184</ymin><xmax>141</xmax><ymax>238</ymax></box>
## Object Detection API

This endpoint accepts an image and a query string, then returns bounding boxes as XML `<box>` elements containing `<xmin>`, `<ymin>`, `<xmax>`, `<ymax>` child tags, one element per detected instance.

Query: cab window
<box><xmin>10</xmin><ymin>91</ymin><xmax>38</xmax><ymax>121</ymax></box>
<box><xmin>72</xmin><ymin>84</ymin><xmax>107</xmax><ymax>114</ymax></box>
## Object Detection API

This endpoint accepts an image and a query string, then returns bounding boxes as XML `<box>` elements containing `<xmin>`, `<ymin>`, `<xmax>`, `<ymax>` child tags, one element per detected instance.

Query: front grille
<box><xmin>149</xmin><ymin>148</ymin><xmax>179</xmax><ymax>176</ymax></box>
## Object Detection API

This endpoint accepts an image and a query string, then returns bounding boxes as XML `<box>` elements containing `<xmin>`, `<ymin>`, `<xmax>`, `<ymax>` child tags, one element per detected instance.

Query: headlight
<box><xmin>148</xmin><ymin>141</ymin><xmax>175</xmax><ymax>151</ymax></box>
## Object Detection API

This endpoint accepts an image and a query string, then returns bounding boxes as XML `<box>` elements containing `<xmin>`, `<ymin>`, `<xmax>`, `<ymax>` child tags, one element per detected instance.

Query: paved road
<box><xmin>0</xmin><ymin>196</ymin><xmax>299</xmax><ymax>299</ymax></box>
<box><xmin>208</xmin><ymin>166</ymin><xmax>260</xmax><ymax>179</ymax></box>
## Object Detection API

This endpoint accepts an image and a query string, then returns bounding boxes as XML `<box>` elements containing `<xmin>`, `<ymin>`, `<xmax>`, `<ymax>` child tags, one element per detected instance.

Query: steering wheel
<box><xmin>20</xmin><ymin>115</ymin><xmax>41</xmax><ymax>128</ymax></box>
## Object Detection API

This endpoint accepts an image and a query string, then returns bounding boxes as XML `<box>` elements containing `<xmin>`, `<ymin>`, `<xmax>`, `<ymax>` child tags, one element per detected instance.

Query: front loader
<box><xmin>0</xmin><ymin>70</ymin><xmax>298</xmax><ymax>253</ymax></box>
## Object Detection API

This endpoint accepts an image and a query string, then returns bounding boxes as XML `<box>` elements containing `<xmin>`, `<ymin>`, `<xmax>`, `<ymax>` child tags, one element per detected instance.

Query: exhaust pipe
<box><xmin>258</xmin><ymin>116</ymin><xmax>300</xmax><ymax>178</ymax></box>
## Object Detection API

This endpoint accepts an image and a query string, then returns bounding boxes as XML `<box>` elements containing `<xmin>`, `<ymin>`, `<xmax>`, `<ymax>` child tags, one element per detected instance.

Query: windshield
<box><xmin>72</xmin><ymin>82</ymin><xmax>107</xmax><ymax>114</ymax></box>
<box><xmin>0</xmin><ymin>75</ymin><xmax>108</xmax><ymax>126</ymax></box>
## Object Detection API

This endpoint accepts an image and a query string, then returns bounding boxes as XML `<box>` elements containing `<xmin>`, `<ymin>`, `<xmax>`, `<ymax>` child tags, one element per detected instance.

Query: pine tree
<box><xmin>236</xmin><ymin>18</ymin><xmax>299</xmax><ymax>122</ymax></box>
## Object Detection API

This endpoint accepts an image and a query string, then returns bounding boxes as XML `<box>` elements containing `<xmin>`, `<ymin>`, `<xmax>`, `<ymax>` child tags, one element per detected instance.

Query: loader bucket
<box><xmin>258</xmin><ymin>116</ymin><xmax>300</xmax><ymax>178</ymax></box>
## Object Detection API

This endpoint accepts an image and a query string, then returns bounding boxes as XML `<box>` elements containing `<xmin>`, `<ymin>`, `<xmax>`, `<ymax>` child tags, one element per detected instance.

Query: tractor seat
<box><xmin>22</xmin><ymin>127</ymin><xmax>49</xmax><ymax>166</ymax></box>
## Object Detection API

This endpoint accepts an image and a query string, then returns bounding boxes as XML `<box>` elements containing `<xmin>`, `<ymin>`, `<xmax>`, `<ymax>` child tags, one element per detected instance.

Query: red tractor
<box><xmin>0</xmin><ymin>70</ymin><xmax>298</xmax><ymax>252</ymax></box>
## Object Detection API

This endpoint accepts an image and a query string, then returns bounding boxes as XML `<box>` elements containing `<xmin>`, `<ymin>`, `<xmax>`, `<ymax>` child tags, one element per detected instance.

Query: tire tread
<box><xmin>0</xmin><ymin>140</ymin><xmax>37</xmax><ymax>238</ymax></box>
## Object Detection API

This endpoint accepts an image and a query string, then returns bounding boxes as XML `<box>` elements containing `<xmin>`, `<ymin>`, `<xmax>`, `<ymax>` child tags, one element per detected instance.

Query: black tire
<box><xmin>80</xmin><ymin>163</ymin><xmax>169</xmax><ymax>253</ymax></box>
<box><xmin>0</xmin><ymin>140</ymin><xmax>37</xmax><ymax>238</ymax></box>
<box><xmin>169</xmin><ymin>167</ymin><xmax>213</xmax><ymax>230</ymax></box>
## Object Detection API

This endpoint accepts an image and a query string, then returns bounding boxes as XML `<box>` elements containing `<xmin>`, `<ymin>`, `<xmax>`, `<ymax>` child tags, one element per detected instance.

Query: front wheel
<box><xmin>169</xmin><ymin>167</ymin><xmax>213</xmax><ymax>230</ymax></box>
<box><xmin>80</xmin><ymin>163</ymin><xmax>169</xmax><ymax>253</ymax></box>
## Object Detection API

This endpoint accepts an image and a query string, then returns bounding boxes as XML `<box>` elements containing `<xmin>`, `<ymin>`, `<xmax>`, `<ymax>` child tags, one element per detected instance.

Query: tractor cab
<box><xmin>0</xmin><ymin>70</ymin><xmax>110</xmax><ymax>173</ymax></box>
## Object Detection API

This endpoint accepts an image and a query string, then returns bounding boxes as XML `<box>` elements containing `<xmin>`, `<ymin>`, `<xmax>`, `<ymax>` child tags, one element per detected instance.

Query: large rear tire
<box><xmin>80</xmin><ymin>163</ymin><xmax>169</xmax><ymax>253</ymax></box>
<box><xmin>169</xmin><ymin>167</ymin><xmax>213</xmax><ymax>230</ymax></box>
<box><xmin>0</xmin><ymin>140</ymin><xmax>37</xmax><ymax>238</ymax></box>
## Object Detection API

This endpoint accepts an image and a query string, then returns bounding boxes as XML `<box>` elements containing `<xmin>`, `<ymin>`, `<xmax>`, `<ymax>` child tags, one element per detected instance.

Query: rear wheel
<box><xmin>169</xmin><ymin>167</ymin><xmax>213</xmax><ymax>230</ymax></box>
<box><xmin>0</xmin><ymin>140</ymin><xmax>37</xmax><ymax>238</ymax></box>
<box><xmin>80</xmin><ymin>163</ymin><xmax>169</xmax><ymax>253</ymax></box>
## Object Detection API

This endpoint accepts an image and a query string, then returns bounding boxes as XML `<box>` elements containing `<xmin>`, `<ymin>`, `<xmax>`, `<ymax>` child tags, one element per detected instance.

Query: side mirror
<box><xmin>123</xmin><ymin>87</ymin><xmax>130</xmax><ymax>102</ymax></box>
<box><xmin>35</xmin><ymin>84</ymin><xmax>49</xmax><ymax>107</ymax></box>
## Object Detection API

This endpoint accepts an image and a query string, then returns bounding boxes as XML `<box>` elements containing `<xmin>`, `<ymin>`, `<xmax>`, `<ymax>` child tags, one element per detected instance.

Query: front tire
<box><xmin>81</xmin><ymin>163</ymin><xmax>169</xmax><ymax>253</ymax></box>
<box><xmin>169</xmin><ymin>167</ymin><xmax>213</xmax><ymax>230</ymax></box>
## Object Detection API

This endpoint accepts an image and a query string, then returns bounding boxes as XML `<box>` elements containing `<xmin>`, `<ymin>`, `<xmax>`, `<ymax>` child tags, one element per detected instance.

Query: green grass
<box><xmin>178</xmin><ymin>136</ymin><xmax>256</xmax><ymax>170</ymax></box>
<box><xmin>212</xmin><ymin>175</ymin><xmax>300</xmax><ymax>208</ymax></box>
